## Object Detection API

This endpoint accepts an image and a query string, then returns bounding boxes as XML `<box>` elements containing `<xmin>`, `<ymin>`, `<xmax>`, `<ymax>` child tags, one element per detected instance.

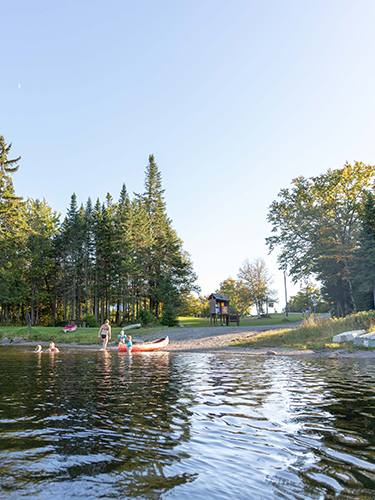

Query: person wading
<box><xmin>98</xmin><ymin>319</ymin><xmax>111</xmax><ymax>350</ymax></box>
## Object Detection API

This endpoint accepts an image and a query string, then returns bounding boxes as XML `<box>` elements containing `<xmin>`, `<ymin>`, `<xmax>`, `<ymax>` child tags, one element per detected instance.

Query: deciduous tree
<box><xmin>266</xmin><ymin>162</ymin><xmax>375</xmax><ymax>315</ymax></box>
<box><xmin>238</xmin><ymin>258</ymin><xmax>276</xmax><ymax>318</ymax></box>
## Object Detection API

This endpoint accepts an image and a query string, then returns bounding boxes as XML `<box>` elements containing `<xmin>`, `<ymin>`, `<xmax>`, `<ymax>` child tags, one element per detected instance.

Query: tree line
<box><xmin>0</xmin><ymin>136</ymin><xmax>199</xmax><ymax>326</ymax></box>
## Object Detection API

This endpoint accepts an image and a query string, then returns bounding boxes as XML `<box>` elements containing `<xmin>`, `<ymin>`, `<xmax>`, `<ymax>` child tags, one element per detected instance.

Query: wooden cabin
<box><xmin>208</xmin><ymin>293</ymin><xmax>230</xmax><ymax>326</ymax></box>
<box><xmin>208</xmin><ymin>293</ymin><xmax>240</xmax><ymax>326</ymax></box>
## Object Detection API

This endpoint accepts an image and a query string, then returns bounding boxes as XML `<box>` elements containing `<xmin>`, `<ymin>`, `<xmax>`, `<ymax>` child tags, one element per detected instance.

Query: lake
<box><xmin>0</xmin><ymin>348</ymin><xmax>374</xmax><ymax>499</ymax></box>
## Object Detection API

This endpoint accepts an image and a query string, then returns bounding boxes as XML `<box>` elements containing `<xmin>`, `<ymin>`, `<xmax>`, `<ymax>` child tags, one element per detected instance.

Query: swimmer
<box><xmin>117</xmin><ymin>330</ymin><xmax>127</xmax><ymax>344</ymax></box>
<box><xmin>46</xmin><ymin>342</ymin><xmax>59</xmax><ymax>353</ymax></box>
<box><xmin>34</xmin><ymin>345</ymin><xmax>42</xmax><ymax>353</ymax></box>
<box><xmin>126</xmin><ymin>335</ymin><xmax>132</xmax><ymax>353</ymax></box>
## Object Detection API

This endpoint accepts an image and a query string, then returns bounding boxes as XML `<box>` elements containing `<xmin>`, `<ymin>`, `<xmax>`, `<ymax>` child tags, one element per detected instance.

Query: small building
<box><xmin>208</xmin><ymin>293</ymin><xmax>230</xmax><ymax>326</ymax></box>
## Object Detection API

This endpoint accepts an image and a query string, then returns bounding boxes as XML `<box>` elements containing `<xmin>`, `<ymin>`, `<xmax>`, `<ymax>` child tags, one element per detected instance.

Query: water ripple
<box><xmin>1</xmin><ymin>349</ymin><xmax>375</xmax><ymax>499</ymax></box>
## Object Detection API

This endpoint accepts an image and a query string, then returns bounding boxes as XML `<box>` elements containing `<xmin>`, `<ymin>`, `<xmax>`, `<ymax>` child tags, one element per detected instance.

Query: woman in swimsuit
<box><xmin>98</xmin><ymin>319</ymin><xmax>111</xmax><ymax>350</ymax></box>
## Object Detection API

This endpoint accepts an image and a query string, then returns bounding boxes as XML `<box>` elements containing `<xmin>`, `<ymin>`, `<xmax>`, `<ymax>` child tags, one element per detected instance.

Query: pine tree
<box><xmin>24</xmin><ymin>198</ymin><xmax>60</xmax><ymax>325</ymax></box>
<box><xmin>0</xmin><ymin>136</ymin><xmax>27</xmax><ymax>324</ymax></box>
<box><xmin>136</xmin><ymin>155</ymin><xmax>199</xmax><ymax>317</ymax></box>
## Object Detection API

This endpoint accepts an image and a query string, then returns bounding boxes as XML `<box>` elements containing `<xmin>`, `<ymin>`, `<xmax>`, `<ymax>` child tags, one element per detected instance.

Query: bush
<box><xmin>81</xmin><ymin>314</ymin><xmax>98</xmax><ymax>327</ymax></box>
<box><xmin>160</xmin><ymin>305</ymin><xmax>179</xmax><ymax>327</ymax></box>
<box><xmin>136</xmin><ymin>309</ymin><xmax>158</xmax><ymax>325</ymax></box>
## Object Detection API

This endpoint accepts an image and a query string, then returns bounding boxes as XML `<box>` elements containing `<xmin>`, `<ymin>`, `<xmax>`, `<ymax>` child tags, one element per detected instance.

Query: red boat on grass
<box><xmin>118</xmin><ymin>336</ymin><xmax>169</xmax><ymax>353</ymax></box>
<box><xmin>63</xmin><ymin>324</ymin><xmax>77</xmax><ymax>333</ymax></box>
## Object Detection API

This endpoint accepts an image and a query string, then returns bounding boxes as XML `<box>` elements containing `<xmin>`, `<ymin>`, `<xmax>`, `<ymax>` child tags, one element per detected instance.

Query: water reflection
<box><xmin>0</xmin><ymin>349</ymin><xmax>375</xmax><ymax>499</ymax></box>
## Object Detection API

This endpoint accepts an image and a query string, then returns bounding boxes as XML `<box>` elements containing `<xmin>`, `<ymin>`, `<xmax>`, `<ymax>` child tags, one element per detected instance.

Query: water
<box><xmin>0</xmin><ymin>348</ymin><xmax>375</xmax><ymax>499</ymax></box>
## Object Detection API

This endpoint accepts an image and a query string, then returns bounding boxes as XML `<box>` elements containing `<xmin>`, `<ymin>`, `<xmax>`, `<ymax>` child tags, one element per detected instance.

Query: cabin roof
<box><xmin>208</xmin><ymin>293</ymin><xmax>230</xmax><ymax>302</ymax></box>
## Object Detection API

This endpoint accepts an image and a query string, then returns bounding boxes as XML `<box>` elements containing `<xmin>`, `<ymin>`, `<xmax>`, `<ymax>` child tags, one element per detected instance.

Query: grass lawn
<box><xmin>0</xmin><ymin>325</ymin><xmax>161</xmax><ymax>345</ymax></box>
<box><xmin>0</xmin><ymin>314</ymin><xmax>303</xmax><ymax>345</ymax></box>
<box><xmin>178</xmin><ymin>313</ymin><xmax>304</xmax><ymax>327</ymax></box>
<box><xmin>230</xmin><ymin>313</ymin><xmax>375</xmax><ymax>351</ymax></box>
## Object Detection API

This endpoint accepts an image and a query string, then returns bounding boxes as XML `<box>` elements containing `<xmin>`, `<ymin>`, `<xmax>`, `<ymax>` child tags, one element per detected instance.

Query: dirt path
<box><xmin>162</xmin><ymin>324</ymin><xmax>291</xmax><ymax>352</ymax></box>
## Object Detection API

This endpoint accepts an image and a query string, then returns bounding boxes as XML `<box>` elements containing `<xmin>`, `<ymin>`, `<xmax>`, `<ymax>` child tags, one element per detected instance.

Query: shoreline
<box><xmin>2</xmin><ymin>323</ymin><xmax>375</xmax><ymax>358</ymax></box>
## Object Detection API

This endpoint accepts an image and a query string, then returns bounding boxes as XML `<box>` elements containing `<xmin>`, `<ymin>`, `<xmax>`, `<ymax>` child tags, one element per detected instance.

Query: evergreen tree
<box><xmin>136</xmin><ymin>155</ymin><xmax>199</xmax><ymax>316</ymax></box>
<box><xmin>0</xmin><ymin>136</ymin><xmax>27</xmax><ymax>323</ymax></box>
<box><xmin>0</xmin><ymin>136</ymin><xmax>24</xmax><ymax>235</ymax></box>
<box><xmin>24</xmin><ymin>199</ymin><xmax>60</xmax><ymax>325</ymax></box>
<box><xmin>114</xmin><ymin>184</ymin><xmax>132</xmax><ymax>323</ymax></box>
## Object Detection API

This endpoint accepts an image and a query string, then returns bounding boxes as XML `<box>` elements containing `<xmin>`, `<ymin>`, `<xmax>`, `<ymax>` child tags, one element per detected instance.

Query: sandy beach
<box><xmin>6</xmin><ymin>323</ymin><xmax>375</xmax><ymax>359</ymax></box>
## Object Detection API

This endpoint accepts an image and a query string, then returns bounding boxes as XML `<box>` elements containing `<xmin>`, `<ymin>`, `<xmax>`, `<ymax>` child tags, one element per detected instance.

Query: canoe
<box><xmin>63</xmin><ymin>324</ymin><xmax>77</xmax><ymax>333</ymax></box>
<box><xmin>118</xmin><ymin>336</ymin><xmax>169</xmax><ymax>353</ymax></box>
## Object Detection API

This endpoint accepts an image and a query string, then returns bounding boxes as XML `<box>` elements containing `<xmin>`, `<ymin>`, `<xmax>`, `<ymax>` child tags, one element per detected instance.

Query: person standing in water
<box><xmin>98</xmin><ymin>319</ymin><xmax>111</xmax><ymax>350</ymax></box>
<box><xmin>126</xmin><ymin>335</ymin><xmax>133</xmax><ymax>353</ymax></box>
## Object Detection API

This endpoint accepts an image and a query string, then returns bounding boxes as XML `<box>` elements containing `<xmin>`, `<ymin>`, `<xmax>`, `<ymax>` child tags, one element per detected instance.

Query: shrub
<box><xmin>136</xmin><ymin>309</ymin><xmax>157</xmax><ymax>325</ymax></box>
<box><xmin>160</xmin><ymin>305</ymin><xmax>179</xmax><ymax>327</ymax></box>
<box><xmin>81</xmin><ymin>314</ymin><xmax>98</xmax><ymax>327</ymax></box>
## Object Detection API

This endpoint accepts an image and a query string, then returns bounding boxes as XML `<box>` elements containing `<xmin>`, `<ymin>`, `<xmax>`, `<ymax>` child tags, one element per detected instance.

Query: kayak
<box><xmin>63</xmin><ymin>324</ymin><xmax>77</xmax><ymax>333</ymax></box>
<box><xmin>118</xmin><ymin>336</ymin><xmax>169</xmax><ymax>352</ymax></box>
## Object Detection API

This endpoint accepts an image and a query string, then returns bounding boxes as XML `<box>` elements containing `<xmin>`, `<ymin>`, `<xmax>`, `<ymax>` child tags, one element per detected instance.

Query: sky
<box><xmin>2</xmin><ymin>0</ymin><xmax>375</xmax><ymax>309</ymax></box>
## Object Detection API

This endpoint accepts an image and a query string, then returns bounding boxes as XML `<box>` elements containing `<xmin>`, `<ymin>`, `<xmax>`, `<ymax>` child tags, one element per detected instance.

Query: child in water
<box><xmin>127</xmin><ymin>335</ymin><xmax>132</xmax><ymax>353</ymax></box>
<box><xmin>34</xmin><ymin>345</ymin><xmax>42</xmax><ymax>353</ymax></box>
<box><xmin>46</xmin><ymin>342</ymin><xmax>59</xmax><ymax>353</ymax></box>
<box><xmin>117</xmin><ymin>330</ymin><xmax>127</xmax><ymax>344</ymax></box>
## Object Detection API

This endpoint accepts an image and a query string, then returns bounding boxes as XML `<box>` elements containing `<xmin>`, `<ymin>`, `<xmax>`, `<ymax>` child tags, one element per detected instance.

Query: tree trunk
<box><xmin>63</xmin><ymin>295</ymin><xmax>67</xmax><ymax>322</ymax></box>
<box><xmin>115</xmin><ymin>300</ymin><xmax>120</xmax><ymax>325</ymax></box>
<box><xmin>122</xmin><ymin>292</ymin><xmax>127</xmax><ymax>324</ymax></box>
<box><xmin>94</xmin><ymin>270</ymin><xmax>99</xmax><ymax>321</ymax></box>
<box><xmin>31</xmin><ymin>294</ymin><xmax>35</xmax><ymax>325</ymax></box>
<box><xmin>131</xmin><ymin>287</ymin><xmax>135</xmax><ymax>324</ymax></box>
<box><xmin>52</xmin><ymin>292</ymin><xmax>56</xmax><ymax>327</ymax></box>
<box><xmin>348</xmin><ymin>279</ymin><xmax>357</xmax><ymax>313</ymax></box>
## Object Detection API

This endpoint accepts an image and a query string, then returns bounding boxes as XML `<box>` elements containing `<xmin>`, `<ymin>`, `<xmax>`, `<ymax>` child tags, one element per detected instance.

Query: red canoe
<box><xmin>118</xmin><ymin>336</ymin><xmax>169</xmax><ymax>353</ymax></box>
<box><xmin>63</xmin><ymin>324</ymin><xmax>77</xmax><ymax>333</ymax></box>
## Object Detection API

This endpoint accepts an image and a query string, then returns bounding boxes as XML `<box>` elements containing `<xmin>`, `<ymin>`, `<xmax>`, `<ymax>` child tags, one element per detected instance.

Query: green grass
<box><xmin>0</xmin><ymin>325</ymin><xmax>166</xmax><ymax>345</ymax></box>
<box><xmin>0</xmin><ymin>313</ymin><xmax>302</xmax><ymax>345</ymax></box>
<box><xmin>231</xmin><ymin>311</ymin><xmax>375</xmax><ymax>350</ymax></box>
<box><xmin>178</xmin><ymin>313</ymin><xmax>303</xmax><ymax>327</ymax></box>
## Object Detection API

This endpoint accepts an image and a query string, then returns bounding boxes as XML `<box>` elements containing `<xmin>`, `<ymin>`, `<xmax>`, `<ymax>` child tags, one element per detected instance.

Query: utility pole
<box><xmin>313</xmin><ymin>298</ymin><xmax>317</xmax><ymax>316</ymax></box>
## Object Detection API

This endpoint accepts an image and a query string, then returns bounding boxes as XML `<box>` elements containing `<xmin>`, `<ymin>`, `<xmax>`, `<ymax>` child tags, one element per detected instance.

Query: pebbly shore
<box><xmin>2</xmin><ymin>324</ymin><xmax>375</xmax><ymax>358</ymax></box>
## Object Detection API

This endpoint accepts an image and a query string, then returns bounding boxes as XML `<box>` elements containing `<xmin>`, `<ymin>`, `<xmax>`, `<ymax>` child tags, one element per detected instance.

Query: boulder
<box><xmin>11</xmin><ymin>337</ymin><xmax>27</xmax><ymax>344</ymax></box>
<box><xmin>0</xmin><ymin>338</ymin><xmax>11</xmax><ymax>345</ymax></box>
<box><xmin>326</xmin><ymin>352</ymin><xmax>341</xmax><ymax>359</ymax></box>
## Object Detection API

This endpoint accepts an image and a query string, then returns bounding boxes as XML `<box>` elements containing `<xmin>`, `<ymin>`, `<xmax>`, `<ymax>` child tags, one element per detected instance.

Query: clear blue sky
<box><xmin>2</xmin><ymin>0</ymin><xmax>375</xmax><ymax>306</ymax></box>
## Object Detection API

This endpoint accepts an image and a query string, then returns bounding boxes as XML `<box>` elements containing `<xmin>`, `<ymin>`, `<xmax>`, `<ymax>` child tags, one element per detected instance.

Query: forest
<box><xmin>0</xmin><ymin>136</ymin><xmax>199</xmax><ymax>326</ymax></box>
<box><xmin>2</xmin><ymin>133</ymin><xmax>375</xmax><ymax>326</ymax></box>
